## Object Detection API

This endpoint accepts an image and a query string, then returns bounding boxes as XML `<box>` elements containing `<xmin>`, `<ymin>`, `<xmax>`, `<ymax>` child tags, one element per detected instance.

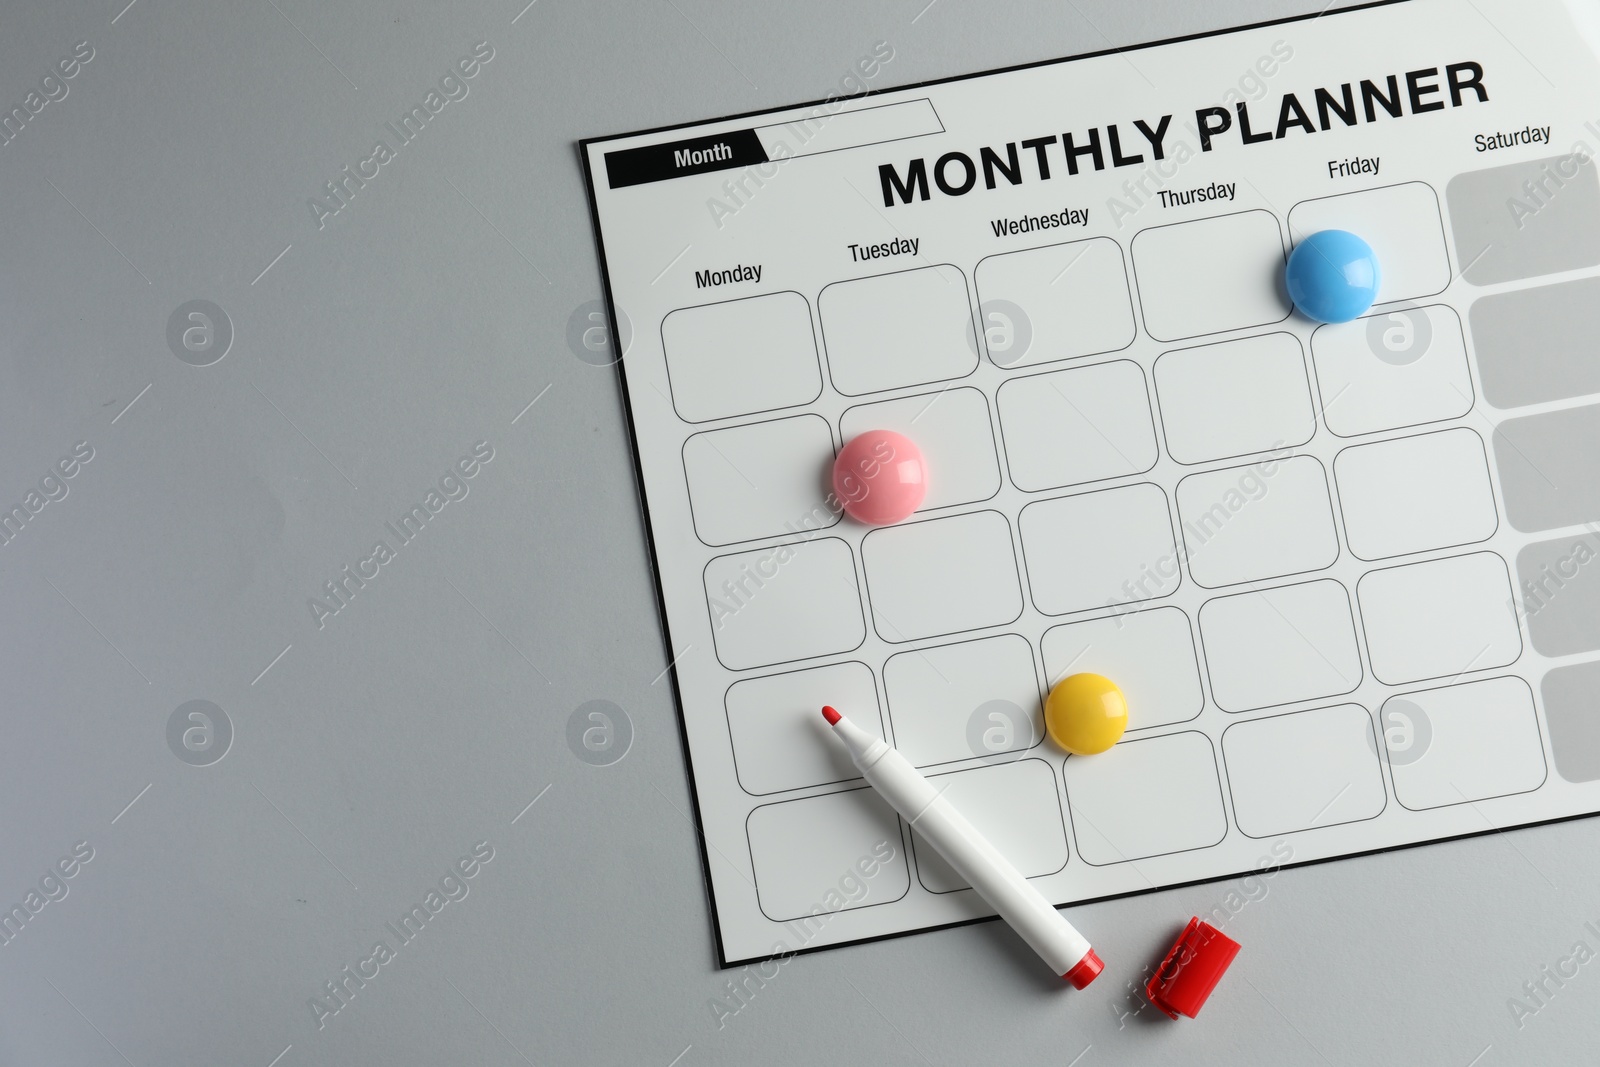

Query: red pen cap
<box><xmin>1145</xmin><ymin>918</ymin><xmax>1240</xmax><ymax>1019</ymax></box>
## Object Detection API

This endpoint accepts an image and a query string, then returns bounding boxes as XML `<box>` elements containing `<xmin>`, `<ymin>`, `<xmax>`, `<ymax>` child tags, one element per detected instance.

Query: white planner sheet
<box><xmin>580</xmin><ymin>0</ymin><xmax>1600</xmax><ymax>966</ymax></box>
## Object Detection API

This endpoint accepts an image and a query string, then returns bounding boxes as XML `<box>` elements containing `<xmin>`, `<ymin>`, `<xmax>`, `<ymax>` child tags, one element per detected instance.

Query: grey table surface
<box><xmin>3</xmin><ymin>0</ymin><xmax>1598</xmax><ymax>1063</ymax></box>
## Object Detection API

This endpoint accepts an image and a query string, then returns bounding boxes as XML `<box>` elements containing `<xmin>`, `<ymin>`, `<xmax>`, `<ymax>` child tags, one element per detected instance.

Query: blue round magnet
<box><xmin>1285</xmin><ymin>229</ymin><xmax>1380</xmax><ymax>324</ymax></box>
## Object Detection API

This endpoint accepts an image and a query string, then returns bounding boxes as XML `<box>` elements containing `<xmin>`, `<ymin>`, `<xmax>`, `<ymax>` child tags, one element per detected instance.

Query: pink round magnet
<box><xmin>832</xmin><ymin>429</ymin><xmax>927</xmax><ymax>525</ymax></box>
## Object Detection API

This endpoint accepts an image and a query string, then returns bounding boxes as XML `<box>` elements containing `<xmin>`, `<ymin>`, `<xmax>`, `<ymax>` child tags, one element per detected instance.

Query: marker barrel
<box><xmin>826</xmin><ymin>710</ymin><xmax>1101</xmax><ymax>986</ymax></box>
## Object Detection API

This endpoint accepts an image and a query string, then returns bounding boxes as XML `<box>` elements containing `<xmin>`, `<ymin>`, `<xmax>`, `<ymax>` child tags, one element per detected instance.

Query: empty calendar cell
<box><xmin>973</xmin><ymin>238</ymin><xmax>1136</xmax><ymax>368</ymax></box>
<box><xmin>1222</xmin><ymin>705</ymin><xmax>1386</xmax><ymax>838</ymax></box>
<box><xmin>861</xmin><ymin>510</ymin><xmax>1023</xmax><ymax>642</ymax></box>
<box><xmin>1200</xmin><ymin>580</ymin><xmax>1362</xmax><ymax>712</ymax></box>
<box><xmin>1063</xmin><ymin>731</ymin><xmax>1228</xmax><ymax>866</ymax></box>
<box><xmin>1131</xmin><ymin>209</ymin><xmax>1290</xmax><ymax>342</ymax></box>
<box><xmin>746</xmin><ymin>788</ymin><xmax>910</xmax><ymax>922</ymax></box>
<box><xmin>1472</xmin><ymin>277</ymin><xmax>1600</xmax><ymax>409</ymax></box>
<box><xmin>704</xmin><ymin>537</ymin><xmax>866</xmax><ymax>670</ymax></box>
<box><xmin>1516</xmin><ymin>533</ymin><xmax>1600</xmax><ymax>657</ymax></box>
<box><xmin>1447</xmin><ymin>154</ymin><xmax>1600</xmax><ymax>285</ymax></box>
<box><xmin>819</xmin><ymin>265</ymin><xmax>978</xmax><ymax>395</ymax></box>
<box><xmin>914</xmin><ymin>760</ymin><xmax>1069</xmax><ymax>893</ymax></box>
<box><xmin>662</xmin><ymin>291</ymin><xmax>823</xmax><ymax>423</ymax></box>
<box><xmin>683</xmin><ymin>414</ymin><xmax>837</xmax><ymax>546</ymax></box>
<box><xmin>1311</xmin><ymin>305</ymin><xmax>1473</xmax><ymax>437</ymax></box>
<box><xmin>997</xmin><ymin>361</ymin><xmax>1158</xmax><ymax>491</ymax></box>
<box><xmin>1040</xmin><ymin>608</ymin><xmax>1203</xmax><ymax>730</ymax></box>
<box><xmin>840</xmin><ymin>388</ymin><xmax>1000</xmax><ymax>512</ymax></box>
<box><xmin>1287</xmin><ymin>182</ymin><xmax>1451</xmax><ymax>304</ymax></box>
<box><xmin>726</xmin><ymin>661</ymin><xmax>885</xmax><ymax>796</ymax></box>
<box><xmin>1176</xmin><ymin>456</ymin><xmax>1339</xmax><ymax>588</ymax></box>
<box><xmin>883</xmin><ymin>633</ymin><xmax>1042</xmax><ymax>768</ymax></box>
<box><xmin>1542</xmin><ymin>661</ymin><xmax>1600</xmax><ymax>784</ymax></box>
<box><xmin>1383</xmin><ymin>678</ymin><xmax>1546</xmax><ymax>810</ymax></box>
<box><xmin>1020</xmin><ymin>483</ymin><xmax>1179</xmax><ymax>615</ymax></box>
<box><xmin>1495</xmin><ymin>403</ymin><xmax>1600</xmax><ymax>533</ymax></box>
<box><xmin>1357</xmin><ymin>552</ymin><xmax>1521</xmax><ymax>685</ymax></box>
<box><xmin>1333</xmin><ymin>428</ymin><xmax>1497</xmax><ymax>561</ymax></box>
<box><xmin>1153</xmin><ymin>333</ymin><xmax>1315</xmax><ymax>464</ymax></box>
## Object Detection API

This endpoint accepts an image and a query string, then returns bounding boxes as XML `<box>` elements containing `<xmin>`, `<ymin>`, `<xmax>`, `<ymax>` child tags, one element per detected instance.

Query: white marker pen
<box><xmin>821</xmin><ymin>706</ymin><xmax>1102</xmax><ymax>987</ymax></box>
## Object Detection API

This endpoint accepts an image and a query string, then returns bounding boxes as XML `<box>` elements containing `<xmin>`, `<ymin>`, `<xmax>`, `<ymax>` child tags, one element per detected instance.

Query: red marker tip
<box><xmin>821</xmin><ymin>706</ymin><xmax>842</xmax><ymax>725</ymax></box>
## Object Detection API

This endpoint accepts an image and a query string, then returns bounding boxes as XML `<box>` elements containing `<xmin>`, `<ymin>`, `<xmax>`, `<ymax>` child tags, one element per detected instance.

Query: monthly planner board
<box><xmin>580</xmin><ymin>0</ymin><xmax>1600</xmax><ymax>966</ymax></box>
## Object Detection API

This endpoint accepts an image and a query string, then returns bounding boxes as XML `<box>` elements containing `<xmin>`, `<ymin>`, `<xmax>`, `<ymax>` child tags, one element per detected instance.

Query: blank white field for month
<box><xmin>683</xmin><ymin>415</ymin><xmax>836</xmax><ymax>546</ymax></box>
<box><xmin>1311</xmin><ymin>305</ymin><xmax>1473</xmax><ymax>437</ymax></box>
<box><xmin>1176</xmin><ymin>456</ymin><xmax>1339</xmax><ymax>588</ymax></box>
<box><xmin>1063</xmin><ymin>732</ymin><xmax>1227</xmax><ymax>865</ymax></box>
<box><xmin>819</xmin><ymin>265</ymin><xmax>977</xmax><ymax>395</ymax></box>
<box><xmin>704</xmin><ymin>537</ymin><xmax>865</xmax><ymax>670</ymax></box>
<box><xmin>1287</xmin><ymin>183</ymin><xmax>1451</xmax><ymax>305</ymax></box>
<box><xmin>1334</xmin><ymin>429</ymin><xmax>1497</xmax><ymax>560</ymax></box>
<box><xmin>973</xmin><ymin>238</ymin><xmax>1136</xmax><ymax>367</ymax></box>
<box><xmin>841</xmin><ymin>388</ymin><xmax>1000</xmax><ymax>511</ymax></box>
<box><xmin>1357</xmin><ymin>552</ymin><xmax>1521</xmax><ymax>685</ymax></box>
<box><xmin>883</xmin><ymin>633</ymin><xmax>1041</xmax><ymax>768</ymax></box>
<box><xmin>1020</xmin><ymin>484</ymin><xmax>1179</xmax><ymax>615</ymax></box>
<box><xmin>861</xmin><ymin>511</ymin><xmax>1022</xmax><ymax>642</ymax></box>
<box><xmin>746</xmin><ymin>788</ymin><xmax>909</xmax><ymax>922</ymax></box>
<box><xmin>1221</xmin><ymin>705</ymin><xmax>1386</xmax><ymax>838</ymax></box>
<box><xmin>1383</xmin><ymin>677</ymin><xmax>1547</xmax><ymax>810</ymax></box>
<box><xmin>1131</xmin><ymin>210</ymin><xmax>1290</xmax><ymax>342</ymax></box>
<box><xmin>1200</xmin><ymin>580</ymin><xmax>1362</xmax><ymax>711</ymax></box>
<box><xmin>1040</xmin><ymin>608</ymin><xmax>1204</xmax><ymax>730</ymax></box>
<box><xmin>726</xmin><ymin>661</ymin><xmax>884</xmax><ymax>795</ymax></box>
<box><xmin>662</xmin><ymin>291</ymin><xmax>822</xmax><ymax>423</ymax></box>
<box><xmin>997</xmin><ymin>361</ymin><xmax>1158</xmax><ymax>491</ymax></box>
<box><xmin>915</xmin><ymin>761</ymin><xmax>1069</xmax><ymax>893</ymax></box>
<box><xmin>1154</xmin><ymin>333</ymin><xmax>1315</xmax><ymax>463</ymax></box>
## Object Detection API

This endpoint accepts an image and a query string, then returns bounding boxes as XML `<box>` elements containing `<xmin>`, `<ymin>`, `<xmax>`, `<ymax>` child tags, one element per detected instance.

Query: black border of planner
<box><xmin>572</xmin><ymin>0</ymin><xmax>1589</xmax><ymax>972</ymax></box>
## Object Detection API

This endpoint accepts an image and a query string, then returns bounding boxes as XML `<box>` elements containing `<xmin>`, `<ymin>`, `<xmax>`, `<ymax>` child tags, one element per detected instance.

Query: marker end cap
<box><xmin>1064</xmin><ymin>948</ymin><xmax>1103</xmax><ymax>989</ymax></box>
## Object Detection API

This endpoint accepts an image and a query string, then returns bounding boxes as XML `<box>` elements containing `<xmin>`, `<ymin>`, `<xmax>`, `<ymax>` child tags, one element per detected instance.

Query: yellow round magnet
<box><xmin>1045</xmin><ymin>673</ymin><xmax>1128</xmax><ymax>755</ymax></box>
